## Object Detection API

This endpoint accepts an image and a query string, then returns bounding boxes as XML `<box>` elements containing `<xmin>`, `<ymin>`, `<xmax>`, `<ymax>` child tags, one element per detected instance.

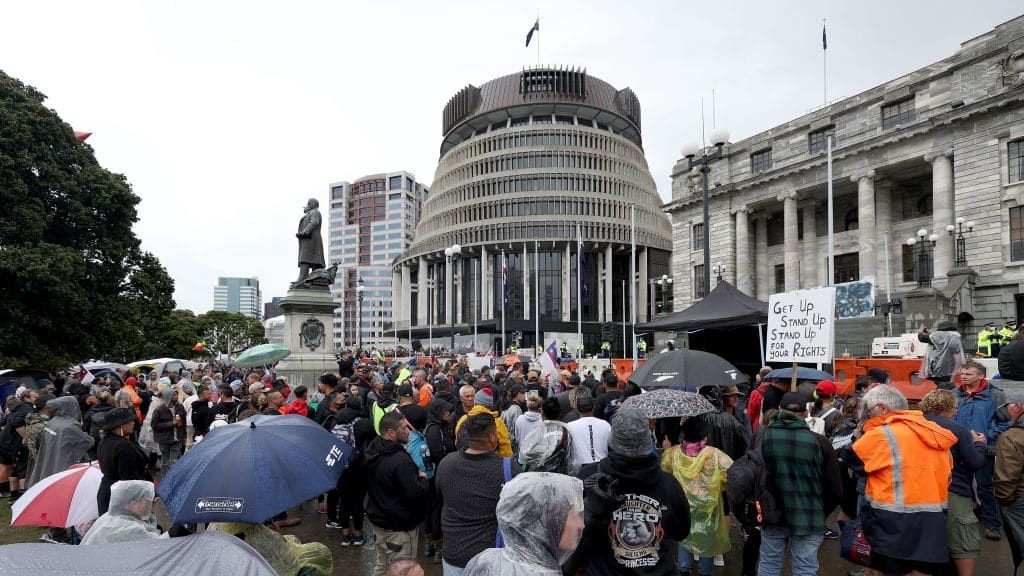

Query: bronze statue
<box><xmin>294</xmin><ymin>198</ymin><xmax>326</xmax><ymax>284</ymax></box>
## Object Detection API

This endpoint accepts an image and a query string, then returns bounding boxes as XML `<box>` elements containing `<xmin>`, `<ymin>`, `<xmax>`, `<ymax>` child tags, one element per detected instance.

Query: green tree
<box><xmin>197</xmin><ymin>311</ymin><xmax>267</xmax><ymax>357</ymax></box>
<box><xmin>0</xmin><ymin>70</ymin><xmax>176</xmax><ymax>369</ymax></box>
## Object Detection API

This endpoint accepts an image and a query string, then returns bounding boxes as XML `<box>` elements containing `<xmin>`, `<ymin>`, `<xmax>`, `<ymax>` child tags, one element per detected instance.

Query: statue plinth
<box><xmin>275</xmin><ymin>286</ymin><xmax>336</xmax><ymax>390</ymax></box>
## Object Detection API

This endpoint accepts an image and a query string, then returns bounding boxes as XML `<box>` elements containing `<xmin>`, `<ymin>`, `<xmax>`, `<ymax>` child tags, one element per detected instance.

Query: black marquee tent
<box><xmin>637</xmin><ymin>280</ymin><xmax>768</xmax><ymax>332</ymax></box>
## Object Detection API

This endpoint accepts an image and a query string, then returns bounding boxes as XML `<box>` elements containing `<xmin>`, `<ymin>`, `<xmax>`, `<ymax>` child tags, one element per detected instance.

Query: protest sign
<box><xmin>766</xmin><ymin>286</ymin><xmax>836</xmax><ymax>364</ymax></box>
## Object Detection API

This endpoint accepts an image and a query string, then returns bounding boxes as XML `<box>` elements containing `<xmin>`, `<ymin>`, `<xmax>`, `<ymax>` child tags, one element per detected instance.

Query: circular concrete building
<box><xmin>392</xmin><ymin>67</ymin><xmax>672</xmax><ymax>354</ymax></box>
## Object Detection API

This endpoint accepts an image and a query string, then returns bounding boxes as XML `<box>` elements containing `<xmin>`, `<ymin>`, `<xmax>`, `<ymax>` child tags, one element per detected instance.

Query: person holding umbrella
<box><xmin>96</xmin><ymin>407</ymin><xmax>151</xmax><ymax>515</ymax></box>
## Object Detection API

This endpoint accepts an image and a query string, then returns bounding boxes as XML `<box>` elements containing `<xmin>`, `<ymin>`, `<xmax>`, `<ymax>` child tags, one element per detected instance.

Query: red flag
<box><xmin>73</xmin><ymin>131</ymin><xmax>92</xmax><ymax>141</ymax></box>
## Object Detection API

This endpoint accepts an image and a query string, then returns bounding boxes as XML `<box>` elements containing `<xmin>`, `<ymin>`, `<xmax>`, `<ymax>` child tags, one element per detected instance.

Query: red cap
<box><xmin>815</xmin><ymin>380</ymin><xmax>838</xmax><ymax>396</ymax></box>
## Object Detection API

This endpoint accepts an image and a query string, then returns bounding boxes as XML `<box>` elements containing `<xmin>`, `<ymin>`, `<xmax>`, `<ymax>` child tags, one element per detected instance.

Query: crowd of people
<box><xmin>3</xmin><ymin>343</ymin><xmax>1024</xmax><ymax>576</ymax></box>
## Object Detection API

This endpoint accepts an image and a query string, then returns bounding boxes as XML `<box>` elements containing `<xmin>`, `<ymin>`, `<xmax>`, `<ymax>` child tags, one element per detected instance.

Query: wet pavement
<box><xmin>157</xmin><ymin>498</ymin><xmax>1017</xmax><ymax>575</ymax></box>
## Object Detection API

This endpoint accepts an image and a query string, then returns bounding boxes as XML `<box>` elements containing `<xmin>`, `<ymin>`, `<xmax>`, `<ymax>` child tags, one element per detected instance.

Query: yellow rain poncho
<box><xmin>210</xmin><ymin>523</ymin><xmax>332</xmax><ymax>576</ymax></box>
<box><xmin>660</xmin><ymin>444</ymin><xmax>733</xmax><ymax>556</ymax></box>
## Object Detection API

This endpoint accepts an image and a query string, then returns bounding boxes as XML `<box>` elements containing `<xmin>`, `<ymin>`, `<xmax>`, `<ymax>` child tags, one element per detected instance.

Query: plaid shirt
<box><xmin>762</xmin><ymin>411</ymin><xmax>828</xmax><ymax>535</ymax></box>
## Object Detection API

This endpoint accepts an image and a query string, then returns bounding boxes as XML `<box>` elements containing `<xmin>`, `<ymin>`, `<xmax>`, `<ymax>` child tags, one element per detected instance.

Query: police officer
<box><xmin>637</xmin><ymin>338</ymin><xmax>648</xmax><ymax>357</ymax></box>
<box><xmin>999</xmin><ymin>320</ymin><xmax>1019</xmax><ymax>354</ymax></box>
<box><xmin>559</xmin><ymin>342</ymin><xmax>569</xmax><ymax>360</ymax></box>
<box><xmin>978</xmin><ymin>322</ymin><xmax>998</xmax><ymax>358</ymax></box>
<box><xmin>600</xmin><ymin>340</ymin><xmax>611</xmax><ymax>359</ymax></box>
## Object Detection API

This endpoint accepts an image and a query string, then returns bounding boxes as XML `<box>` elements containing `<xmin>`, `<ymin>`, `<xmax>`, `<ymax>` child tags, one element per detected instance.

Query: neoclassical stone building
<box><xmin>392</xmin><ymin>67</ymin><xmax>672</xmax><ymax>353</ymax></box>
<box><xmin>665</xmin><ymin>16</ymin><xmax>1024</xmax><ymax>352</ymax></box>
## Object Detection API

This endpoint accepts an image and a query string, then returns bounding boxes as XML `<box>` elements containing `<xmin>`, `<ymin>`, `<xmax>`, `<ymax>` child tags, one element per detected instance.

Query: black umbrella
<box><xmin>628</xmin><ymin>350</ymin><xmax>748</xmax><ymax>390</ymax></box>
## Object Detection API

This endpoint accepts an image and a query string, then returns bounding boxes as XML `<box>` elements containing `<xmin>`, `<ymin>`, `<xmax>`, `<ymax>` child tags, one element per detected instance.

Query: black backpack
<box><xmin>726</xmin><ymin>430</ymin><xmax>781</xmax><ymax>527</ymax></box>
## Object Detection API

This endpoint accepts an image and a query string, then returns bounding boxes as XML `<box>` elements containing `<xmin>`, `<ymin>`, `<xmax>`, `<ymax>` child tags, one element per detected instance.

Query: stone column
<box><xmin>755</xmin><ymin>213</ymin><xmax>769</xmax><ymax>300</ymax></box>
<box><xmin>851</xmin><ymin>170</ymin><xmax>877</xmax><ymax>283</ymax></box>
<box><xmin>417</xmin><ymin>256</ymin><xmax>428</xmax><ymax>326</ymax></box>
<box><xmin>874</xmin><ymin>181</ymin><xmax>893</xmax><ymax>294</ymax></box>
<box><xmin>522</xmin><ymin>245</ymin><xmax>530</xmax><ymax>321</ymax></box>
<box><xmin>733</xmin><ymin>206</ymin><xmax>752</xmax><ymax>295</ymax></box>
<box><xmin>779</xmin><ymin>191</ymin><xmax>799</xmax><ymax>292</ymax></box>
<box><xmin>454</xmin><ymin>258</ymin><xmax>463</xmax><ymax>325</ymax></box>
<box><xmin>444</xmin><ymin>256</ymin><xmax>454</xmax><ymax>326</ymax></box>
<box><xmin>638</xmin><ymin>248</ymin><xmax>649</xmax><ymax>322</ymax></box>
<box><xmin>926</xmin><ymin>148</ymin><xmax>954</xmax><ymax>279</ymax></box>
<box><xmin>801</xmin><ymin>200</ymin><xmax>818</xmax><ymax>288</ymax></box>
<box><xmin>400</xmin><ymin>265</ymin><xmax>411</xmax><ymax>326</ymax></box>
<box><xmin>604</xmin><ymin>244</ymin><xmax>614</xmax><ymax>322</ymax></box>
<box><xmin>562</xmin><ymin>244</ymin><xmax>572</xmax><ymax>322</ymax></box>
<box><xmin>481</xmin><ymin>246</ymin><xmax>491</xmax><ymax>321</ymax></box>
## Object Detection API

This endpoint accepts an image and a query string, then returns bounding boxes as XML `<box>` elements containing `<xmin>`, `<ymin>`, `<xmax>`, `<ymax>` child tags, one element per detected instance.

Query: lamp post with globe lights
<box><xmin>945</xmin><ymin>217</ymin><xmax>974</xmax><ymax>269</ymax></box>
<box><xmin>444</xmin><ymin>244</ymin><xmax>462</xmax><ymax>350</ymax></box>
<box><xmin>713</xmin><ymin>262</ymin><xmax>727</xmax><ymax>286</ymax></box>
<box><xmin>681</xmin><ymin>128</ymin><xmax>730</xmax><ymax>297</ymax></box>
<box><xmin>653</xmin><ymin>274</ymin><xmax>673</xmax><ymax>316</ymax></box>
<box><xmin>906</xmin><ymin>229</ymin><xmax>939</xmax><ymax>288</ymax></box>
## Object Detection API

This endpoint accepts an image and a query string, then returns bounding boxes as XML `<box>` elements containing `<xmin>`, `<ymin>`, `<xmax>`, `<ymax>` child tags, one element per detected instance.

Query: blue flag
<box><xmin>526</xmin><ymin>18</ymin><xmax>540</xmax><ymax>47</ymax></box>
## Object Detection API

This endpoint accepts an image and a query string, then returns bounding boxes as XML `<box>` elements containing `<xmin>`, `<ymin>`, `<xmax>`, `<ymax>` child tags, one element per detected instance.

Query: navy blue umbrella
<box><xmin>765</xmin><ymin>366</ymin><xmax>833</xmax><ymax>382</ymax></box>
<box><xmin>156</xmin><ymin>414</ymin><xmax>351</xmax><ymax>524</ymax></box>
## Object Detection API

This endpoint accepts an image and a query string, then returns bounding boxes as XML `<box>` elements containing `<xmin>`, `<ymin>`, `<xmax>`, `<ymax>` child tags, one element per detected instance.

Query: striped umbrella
<box><xmin>233</xmin><ymin>344</ymin><xmax>291</xmax><ymax>368</ymax></box>
<box><xmin>11</xmin><ymin>462</ymin><xmax>102</xmax><ymax>528</ymax></box>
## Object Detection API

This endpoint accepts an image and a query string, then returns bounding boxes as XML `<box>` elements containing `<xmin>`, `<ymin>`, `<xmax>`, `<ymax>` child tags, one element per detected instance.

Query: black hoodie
<box><xmin>424</xmin><ymin>399</ymin><xmax>455</xmax><ymax>468</ymax></box>
<box><xmin>363</xmin><ymin>436</ymin><xmax>430</xmax><ymax>531</ymax></box>
<box><xmin>573</xmin><ymin>451</ymin><xmax>690</xmax><ymax>576</ymax></box>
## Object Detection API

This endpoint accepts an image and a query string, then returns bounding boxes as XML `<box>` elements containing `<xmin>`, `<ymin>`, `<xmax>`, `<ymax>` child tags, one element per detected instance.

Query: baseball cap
<box><xmin>721</xmin><ymin>385</ymin><xmax>742</xmax><ymax>397</ymax></box>
<box><xmin>1000</xmin><ymin>390</ymin><xmax>1024</xmax><ymax>408</ymax></box>
<box><xmin>815</xmin><ymin>380</ymin><xmax>838</xmax><ymax>396</ymax></box>
<box><xmin>780</xmin><ymin>392</ymin><xmax>809</xmax><ymax>412</ymax></box>
<box><xmin>398</xmin><ymin>383</ymin><xmax>414</xmax><ymax>398</ymax></box>
<box><xmin>381</xmin><ymin>381</ymin><xmax>396</xmax><ymax>394</ymax></box>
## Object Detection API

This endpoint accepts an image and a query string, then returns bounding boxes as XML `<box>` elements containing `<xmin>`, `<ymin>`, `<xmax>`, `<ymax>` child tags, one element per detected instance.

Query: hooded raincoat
<box><xmin>81</xmin><ymin>480</ymin><xmax>165</xmax><ymax>544</ymax></box>
<box><xmin>848</xmin><ymin>409</ymin><xmax>958</xmax><ymax>564</ymax></box>
<box><xmin>519</xmin><ymin>420</ymin><xmax>577</xmax><ymax>475</ymax></box>
<box><xmin>27</xmin><ymin>397</ymin><xmax>93</xmax><ymax>487</ymax></box>
<box><xmin>661</xmin><ymin>444</ymin><xmax>733</xmax><ymax>556</ymax></box>
<box><xmin>920</xmin><ymin>329</ymin><xmax>965</xmax><ymax>380</ymax></box>
<box><xmin>463</xmin><ymin>472</ymin><xmax>584</xmax><ymax>576</ymax></box>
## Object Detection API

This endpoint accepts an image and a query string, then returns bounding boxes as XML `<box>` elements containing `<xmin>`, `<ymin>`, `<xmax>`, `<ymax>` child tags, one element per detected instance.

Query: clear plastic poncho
<box><xmin>519</xmin><ymin>421</ymin><xmax>579</xmax><ymax>475</ymax></box>
<box><xmin>81</xmin><ymin>480</ymin><xmax>166</xmax><ymax>545</ymax></box>
<box><xmin>660</xmin><ymin>444</ymin><xmax>733</xmax><ymax>556</ymax></box>
<box><xmin>209</xmin><ymin>523</ymin><xmax>332</xmax><ymax>576</ymax></box>
<box><xmin>463</xmin><ymin>472</ymin><xmax>584</xmax><ymax>576</ymax></box>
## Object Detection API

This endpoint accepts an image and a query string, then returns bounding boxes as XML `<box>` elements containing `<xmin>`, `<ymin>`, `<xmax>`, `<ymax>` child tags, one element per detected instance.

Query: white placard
<box><xmin>766</xmin><ymin>286</ymin><xmax>836</xmax><ymax>364</ymax></box>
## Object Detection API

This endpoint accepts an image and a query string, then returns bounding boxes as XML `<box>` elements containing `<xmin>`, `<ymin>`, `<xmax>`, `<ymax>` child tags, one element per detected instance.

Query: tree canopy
<box><xmin>196</xmin><ymin>310</ymin><xmax>268</xmax><ymax>356</ymax></box>
<box><xmin>0</xmin><ymin>70</ymin><xmax>178</xmax><ymax>369</ymax></box>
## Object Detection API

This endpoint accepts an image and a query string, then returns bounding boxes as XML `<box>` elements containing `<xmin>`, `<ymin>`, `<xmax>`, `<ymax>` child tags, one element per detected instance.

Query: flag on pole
<box><xmin>539</xmin><ymin>340</ymin><xmax>559</xmax><ymax>376</ymax></box>
<box><xmin>525</xmin><ymin>18</ymin><xmax>540</xmax><ymax>47</ymax></box>
<box><xmin>484</xmin><ymin>346</ymin><xmax>496</xmax><ymax>369</ymax></box>
<box><xmin>502</xmin><ymin>253</ymin><xmax>509</xmax><ymax>311</ymax></box>
<box><xmin>822</xmin><ymin>22</ymin><xmax>827</xmax><ymax>50</ymax></box>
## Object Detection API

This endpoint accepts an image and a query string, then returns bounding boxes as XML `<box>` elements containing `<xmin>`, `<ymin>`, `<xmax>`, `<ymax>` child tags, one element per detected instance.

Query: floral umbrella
<box><xmin>622</xmin><ymin>389</ymin><xmax>716</xmax><ymax>420</ymax></box>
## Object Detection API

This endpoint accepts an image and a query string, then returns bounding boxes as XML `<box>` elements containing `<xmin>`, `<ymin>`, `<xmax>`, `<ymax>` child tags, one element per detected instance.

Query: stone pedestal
<box><xmin>903</xmin><ymin>287</ymin><xmax>950</xmax><ymax>333</ymax></box>
<box><xmin>275</xmin><ymin>287</ymin><xmax>337</xmax><ymax>390</ymax></box>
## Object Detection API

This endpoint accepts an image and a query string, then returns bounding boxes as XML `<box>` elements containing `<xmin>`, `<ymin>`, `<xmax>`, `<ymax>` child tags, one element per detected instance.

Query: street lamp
<box><xmin>713</xmin><ymin>262</ymin><xmax>727</xmax><ymax>285</ymax></box>
<box><xmin>682</xmin><ymin>128</ymin><xmax>730</xmax><ymax>296</ymax></box>
<box><xmin>945</xmin><ymin>216</ymin><xmax>975</xmax><ymax>269</ymax></box>
<box><xmin>355</xmin><ymin>280</ymin><xmax>365</xmax><ymax>352</ymax></box>
<box><xmin>906</xmin><ymin>229</ymin><xmax>938</xmax><ymax>288</ymax></box>
<box><xmin>655</xmin><ymin>274</ymin><xmax>673</xmax><ymax>316</ymax></box>
<box><xmin>444</xmin><ymin>244</ymin><xmax>462</xmax><ymax>351</ymax></box>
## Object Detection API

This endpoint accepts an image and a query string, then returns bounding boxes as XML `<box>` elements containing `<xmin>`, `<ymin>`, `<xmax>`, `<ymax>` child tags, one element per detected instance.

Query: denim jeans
<box><xmin>976</xmin><ymin>454</ymin><xmax>1001</xmax><ymax>529</ymax></box>
<box><xmin>757</xmin><ymin>525</ymin><xmax>824</xmax><ymax>576</ymax></box>
<box><xmin>678</xmin><ymin>544</ymin><xmax>714</xmax><ymax>575</ymax></box>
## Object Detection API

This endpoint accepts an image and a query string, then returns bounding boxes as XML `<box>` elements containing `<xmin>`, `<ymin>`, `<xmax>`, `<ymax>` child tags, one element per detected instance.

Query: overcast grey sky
<box><xmin>4</xmin><ymin>1</ymin><xmax>1021</xmax><ymax>313</ymax></box>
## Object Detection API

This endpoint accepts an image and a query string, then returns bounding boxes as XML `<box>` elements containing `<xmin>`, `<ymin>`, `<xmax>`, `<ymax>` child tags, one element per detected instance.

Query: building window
<box><xmin>844</xmin><ymin>208</ymin><xmax>859</xmax><ymax>231</ymax></box>
<box><xmin>388</xmin><ymin>176</ymin><xmax>402</xmax><ymax>190</ymax></box>
<box><xmin>834</xmin><ymin>253</ymin><xmax>859</xmax><ymax>283</ymax></box>
<box><xmin>774</xmin><ymin>264</ymin><xmax>785</xmax><ymax>294</ymax></box>
<box><xmin>692</xmin><ymin>222</ymin><xmax>705</xmax><ymax>251</ymax></box>
<box><xmin>331</xmin><ymin>186</ymin><xmax>345</xmax><ymax>199</ymax></box>
<box><xmin>901</xmin><ymin>244</ymin><xmax>916</xmax><ymax>282</ymax></box>
<box><xmin>808</xmin><ymin>126</ymin><xmax>834</xmax><ymax>155</ymax></box>
<box><xmin>882</xmin><ymin>98</ymin><xmax>915</xmax><ymax>129</ymax></box>
<box><xmin>1012</xmin><ymin>206</ymin><xmax>1024</xmax><ymax>261</ymax></box>
<box><xmin>1010</xmin><ymin>139</ymin><xmax>1024</xmax><ymax>184</ymax></box>
<box><xmin>694</xmin><ymin>265</ymin><xmax>706</xmax><ymax>299</ymax></box>
<box><xmin>751</xmin><ymin>149</ymin><xmax>772</xmax><ymax>174</ymax></box>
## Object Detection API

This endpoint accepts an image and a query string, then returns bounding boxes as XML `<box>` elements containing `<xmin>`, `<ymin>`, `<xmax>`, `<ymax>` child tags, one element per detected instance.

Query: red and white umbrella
<box><xmin>11</xmin><ymin>462</ymin><xmax>102</xmax><ymax>527</ymax></box>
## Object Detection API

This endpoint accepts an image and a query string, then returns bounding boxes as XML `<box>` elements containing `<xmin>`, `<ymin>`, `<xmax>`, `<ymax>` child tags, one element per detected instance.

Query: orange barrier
<box><xmin>834</xmin><ymin>357</ymin><xmax>950</xmax><ymax>402</ymax></box>
<box><xmin>612</xmin><ymin>358</ymin><xmax>644</xmax><ymax>382</ymax></box>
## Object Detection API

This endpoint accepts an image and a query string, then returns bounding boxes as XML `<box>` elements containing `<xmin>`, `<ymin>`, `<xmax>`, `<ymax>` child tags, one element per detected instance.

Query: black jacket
<box><xmin>0</xmin><ymin>402</ymin><xmax>32</xmax><ymax>453</ymax></box>
<box><xmin>338</xmin><ymin>358</ymin><xmax>355</xmax><ymax>379</ymax></box>
<box><xmin>192</xmin><ymin>400</ymin><xmax>213</xmax><ymax>437</ymax></box>
<box><xmin>999</xmin><ymin>340</ymin><xmax>1024</xmax><ymax>381</ymax></box>
<box><xmin>424</xmin><ymin>400</ymin><xmax>455</xmax><ymax>468</ymax></box>
<box><xmin>363</xmin><ymin>437</ymin><xmax>430</xmax><ymax>531</ymax></box>
<box><xmin>571</xmin><ymin>451</ymin><xmax>690</xmax><ymax>576</ymax></box>
<box><xmin>151</xmin><ymin>403</ymin><xmax>185</xmax><ymax>445</ymax></box>
<box><xmin>96</xmin><ymin>433</ymin><xmax>151</xmax><ymax>515</ymax></box>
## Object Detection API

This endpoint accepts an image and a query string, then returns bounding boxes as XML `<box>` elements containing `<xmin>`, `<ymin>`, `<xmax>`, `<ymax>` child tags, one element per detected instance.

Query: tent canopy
<box><xmin>637</xmin><ymin>281</ymin><xmax>768</xmax><ymax>332</ymax></box>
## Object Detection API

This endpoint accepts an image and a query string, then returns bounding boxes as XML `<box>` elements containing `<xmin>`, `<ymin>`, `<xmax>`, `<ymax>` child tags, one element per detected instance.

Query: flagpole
<box><xmin>473</xmin><ymin>256</ymin><xmax>478</xmax><ymax>351</ymax></box>
<box><xmin>827</xmin><ymin>134</ymin><xmax>835</xmax><ymax>286</ymax></box>
<box><xmin>630</xmin><ymin>203</ymin><xmax>637</xmax><ymax>371</ymax></box>
<box><xmin>501</xmin><ymin>250</ymin><xmax>506</xmax><ymax>355</ymax></box>
<box><xmin>536</xmin><ymin>11</ymin><xmax>540</xmax><ymax>67</ymax></box>
<box><xmin>535</xmin><ymin>239</ymin><xmax>539</xmax><ymax>355</ymax></box>
<box><xmin>621</xmin><ymin>279</ymin><xmax>627</xmax><ymax>360</ymax></box>
<box><xmin>577</xmin><ymin>223</ymin><xmax>583</xmax><ymax>360</ymax></box>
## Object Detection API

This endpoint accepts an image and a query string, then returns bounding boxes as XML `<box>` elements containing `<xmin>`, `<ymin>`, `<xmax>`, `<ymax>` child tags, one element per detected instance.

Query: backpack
<box><xmin>805</xmin><ymin>404</ymin><xmax>837</xmax><ymax>436</ymax></box>
<box><xmin>725</xmin><ymin>431</ymin><xmax>781</xmax><ymax>527</ymax></box>
<box><xmin>602</xmin><ymin>396</ymin><xmax>623</xmax><ymax>422</ymax></box>
<box><xmin>330</xmin><ymin>417</ymin><xmax>363</xmax><ymax>464</ymax></box>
